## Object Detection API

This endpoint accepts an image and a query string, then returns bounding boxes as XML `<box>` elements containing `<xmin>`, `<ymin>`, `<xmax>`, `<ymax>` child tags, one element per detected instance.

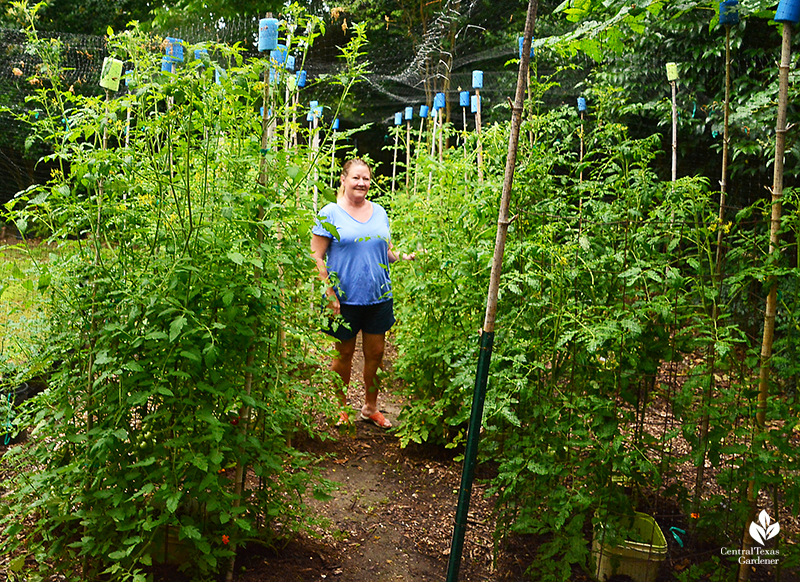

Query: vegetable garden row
<box><xmin>1</xmin><ymin>2</ymin><xmax>799</xmax><ymax>581</ymax></box>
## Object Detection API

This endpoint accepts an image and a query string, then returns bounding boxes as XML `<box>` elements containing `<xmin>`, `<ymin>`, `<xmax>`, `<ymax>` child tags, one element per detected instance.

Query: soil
<box><xmin>233</xmin><ymin>336</ymin><xmax>502</xmax><ymax>582</ymax></box>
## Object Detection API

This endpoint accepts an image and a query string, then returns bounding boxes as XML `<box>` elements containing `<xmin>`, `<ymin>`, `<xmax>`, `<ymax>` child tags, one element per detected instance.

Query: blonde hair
<box><xmin>337</xmin><ymin>158</ymin><xmax>372</xmax><ymax>197</ymax></box>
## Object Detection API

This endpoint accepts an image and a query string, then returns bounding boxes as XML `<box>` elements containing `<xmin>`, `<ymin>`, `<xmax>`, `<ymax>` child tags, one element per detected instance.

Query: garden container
<box><xmin>592</xmin><ymin>512</ymin><xmax>667</xmax><ymax>582</ymax></box>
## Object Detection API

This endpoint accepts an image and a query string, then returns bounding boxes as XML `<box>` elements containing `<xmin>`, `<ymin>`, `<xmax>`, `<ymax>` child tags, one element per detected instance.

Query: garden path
<box><xmin>235</xmin><ymin>334</ymin><xmax>507</xmax><ymax>581</ymax></box>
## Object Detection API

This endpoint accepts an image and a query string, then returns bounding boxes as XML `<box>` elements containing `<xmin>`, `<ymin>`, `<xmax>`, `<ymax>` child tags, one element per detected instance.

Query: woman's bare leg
<box><xmin>360</xmin><ymin>332</ymin><xmax>386</xmax><ymax>416</ymax></box>
<box><xmin>331</xmin><ymin>336</ymin><xmax>358</xmax><ymax>407</ymax></box>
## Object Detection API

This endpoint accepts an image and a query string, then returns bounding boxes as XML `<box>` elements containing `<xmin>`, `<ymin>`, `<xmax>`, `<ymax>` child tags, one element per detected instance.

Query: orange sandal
<box><xmin>360</xmin><ymin>410</ymin><xmax>392</xmax><ymax>429</ymax></box>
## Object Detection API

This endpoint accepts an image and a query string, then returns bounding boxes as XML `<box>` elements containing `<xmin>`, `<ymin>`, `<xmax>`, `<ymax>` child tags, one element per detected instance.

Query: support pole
<box><xmin>444</xmin><ymin>1</ymin><xmax>537</xmax><ymax>579</ymax></box>
<box><xmin>716</xmin><ymin>24</ymin><xmax>733</xmax><ymax>268</ymax></box>
<box><xmin>406</xmin><ymin>116</ymin><xmax>412</xmax><ymax>189</ymax></box>
<box><xmin>737</xmin><ymin>19</ymin><xmax>793</xmax><ymax>582</ymax></box>
<box><xmin>438</xmin><ymin>107</ymin><xmax>444</xmax><ymax>162</ymax></box>
<box><xmin>579</xmin><ymin>109</ymin><xmax>584</xmax><ymax>183</ymax></box>
<box><xmin>312</xmin><ymin>112</ymin><xmax>320</xmax><ymax>213</ymax></box>
<box><xmin>475</xmin><ymin>88</ymin><xmax>484</xmax><ymax>183</ymax></box>
<box><xmin>392</xmin><ymin>123</ymin><xmax>399</xmax><ymax>195</ymax></box>
<box><xmin>331</xmin><ymin>126</ymin><xmax>338</xmax><ymax>189</ymax></box>
<box><xmin>414</xmin><ymin>112</ymin><xmax>426</xmax><ymax>196</ymax></box>
<box><xmin>695</xmin><ymin>20</ymin><xmax>736</xmax><ymax>514</ymax></box>
<box><xmin>670</xmin><ymin>79</ymin><xmax>677</xmax><ymax>183</ymax></box>
<box><xmin>227</xmin><ymin>62</ymin><xmax>271</xmax><ymax>582</ymax></box>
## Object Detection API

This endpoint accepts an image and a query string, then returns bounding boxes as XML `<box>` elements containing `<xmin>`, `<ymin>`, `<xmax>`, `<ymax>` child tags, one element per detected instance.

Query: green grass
<box><xmin>0</xmin><ymin>239</ymin><xmax>52</xmax><ymax>375</ymax></box>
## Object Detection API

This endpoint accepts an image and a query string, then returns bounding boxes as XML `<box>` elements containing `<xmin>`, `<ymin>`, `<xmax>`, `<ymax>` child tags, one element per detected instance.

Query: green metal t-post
<box><xmin>446</xmin><ymin>330</ymin><xmax>493</xmax><ymax>580</ymax></box>
<box><xmin>444</xmin><ymin>0</ymin><xmax>537</xmax><ymax>580</ymax></box>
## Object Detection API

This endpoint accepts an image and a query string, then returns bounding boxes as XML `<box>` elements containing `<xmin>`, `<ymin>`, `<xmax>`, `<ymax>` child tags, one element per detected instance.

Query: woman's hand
<box><xmin>389</xmin><ymin>246</ymin><xmax>423</xmax><ymax>263</ymax></box>
<box><xmin>325</xmin><ymin>288</ymin><xmax>341</xmax><ymax>315</ymax></box>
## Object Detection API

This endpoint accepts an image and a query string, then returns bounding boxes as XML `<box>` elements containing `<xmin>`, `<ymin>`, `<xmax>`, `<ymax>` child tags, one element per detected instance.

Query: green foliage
<box><xmin>390</xmin><ymin>75</ymin><xmax>800</xmax><ymax>578</ymax></box>
<box><xmin>0</xmin><ymin>6</ymin><xmax>367</xmax><ymax>580</ymax></box>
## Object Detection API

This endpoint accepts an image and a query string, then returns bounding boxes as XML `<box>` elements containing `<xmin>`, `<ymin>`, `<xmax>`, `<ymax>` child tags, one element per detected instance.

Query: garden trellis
<box><xmin>1</xmin><ymin>1</ymin><xmax>800</xmax><ymax>581</ymax></box>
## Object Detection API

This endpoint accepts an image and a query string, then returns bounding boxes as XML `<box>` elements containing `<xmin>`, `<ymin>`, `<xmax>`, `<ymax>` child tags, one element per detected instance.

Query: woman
<box><xmin>311</xmin><ymin>158</ymin><xmax>415</xmax><ymax>428</ymax></box>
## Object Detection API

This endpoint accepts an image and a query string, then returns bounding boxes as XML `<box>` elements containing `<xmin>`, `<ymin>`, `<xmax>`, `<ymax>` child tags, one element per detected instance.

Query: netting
<box><xmin>0</xmin><ymin>5</ymin><xmax>788</xmax><ymax>213</ymax></box>
<box><xmin>0</xmin><ymin>6</ymin><xmax>531</xmax><ymax>208</ymax></box>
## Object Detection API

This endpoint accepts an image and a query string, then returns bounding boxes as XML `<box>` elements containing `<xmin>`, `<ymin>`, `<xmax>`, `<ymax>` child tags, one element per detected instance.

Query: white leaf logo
<box><xmin>749</xmin><ymin>510</ymin><xmax>780</xmax><ymax>546</ymax></box>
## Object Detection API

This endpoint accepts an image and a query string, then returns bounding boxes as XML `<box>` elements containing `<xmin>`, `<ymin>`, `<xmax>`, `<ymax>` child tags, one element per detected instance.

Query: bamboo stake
<box><xmin>438</xmin><ymin>107</ymin><xmax>444</xmax><ymax>162</ymax></box>
<box><xmin>413</xmin><ymin>113</ymin><xmax>425</xmax><ymax>196</ymax></box>
<box><xmin>670</xmin><ymin>79</ymin><xmax>677</xmax><ymax>183</ymax></box>
<box><xmin>475</xmin><ymin>88</ymin><xmax>483</xmax><ymax>183</ymax></box>
<box><xmin>716</xmin><ymin>24</ymin><xmax>733</xmax><ymax>268</ymax></box>
<box><xmin>579</xmin><ymin>109</ymin><xmax>584</xmax><ymax>182</ymax></box>
<box><xmin>391</xmin><ymin>121</ymin><xmax>399</xmax><ymax>195</ymax></box>
<box><xmin>427</xmin><ymin>105</ymin><xmax>439</xmax><ymax>194</ymax></box>
<box><xmin>226</xmin><ymin>61</ymin><xmax>272</xmax><ymax>582</ymax></box>
<box><xmin>330</xmin><ymin>124</ymin><xmax>338</xmax><ymax>189</ymax></box>
<box><xmin>312</xmin><ymin>111</ymin><xmax>320</xmax><ymax>213</ymax></box>
<box><xmin>445</xmin><ymin>0</ymin><xmax>537</xmax><ymax>579</ymax></box>
<box><xmin>406</xmin><ymin>114</ymin><xmax>412</xmax><ymax>189</ymax></box>
<box><xmin>737</xmin><ymin>20</ymin><xmax>792</xmax><ymax>582</ymax></box>
<box><xmin>462</xmin><ymin>101</ymin><xmax>468</xmax><ymax>189</ymax></box>
<box><xmin>695</xmin><ymin>21</ymin><xmax>735</xmax><ymax>514</ymax></box>
<box><xmin>430</xmin><ymin>105</ymin><xmax>439</xmax><ymax>158</ymax></box>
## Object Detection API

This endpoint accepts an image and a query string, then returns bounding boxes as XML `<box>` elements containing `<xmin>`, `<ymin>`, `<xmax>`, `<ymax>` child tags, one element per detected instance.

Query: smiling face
<box><xmin>340</xmin><ymin>161</ymin><xmax>371</xmax><ymax>203</ymax></box>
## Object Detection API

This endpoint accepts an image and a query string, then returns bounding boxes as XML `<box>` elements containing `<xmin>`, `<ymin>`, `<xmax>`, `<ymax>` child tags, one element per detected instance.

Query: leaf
<box><xmin>191</xmin><ymin>454</ymin><xmax>208</xmax><ymax>471</ymax></box>
<box><xmin>181</xmin><ymin>525</ymin><xmax>201</xmax><ymax>540</ymax></box>
<box><xmin>313</xmin><ymin>487</ymin><xmax>334</xmax><ymax>502</ymax></box>
<box><xmin>37</xmin><ymin>272</ymin><xmax>51</xmax><ymax>290</ymax></box>
<box><xmin>123</xmin><ymin>361</ymin><xmax>144</xmax><ymax>372</ymax></box>
<box><xmin>227</xmin><ymin>251</ymin><xmax>245</xmax><ymax>265</ymax></box>
<box><xmin>169</xmin><ymin>315</ymin><xmax>187</xmax><ymax>342</ymax></box>
<box><xmin>9</xmin><ymin>555</ymin><xmax>25</xmax><ymax>572</ymax></box>
<box><xmin>108</xmin><ymin>549</ymin><xmax>130</xmax><ymax>560</ymax></box>
<box><xmin>180</xmin><ymin>349</ymin><xmax>201</xmax><ymax>362</ymax></box>
<box><xmin>320</xmin><ymin>221</ymin><xmax>340</xmax><ymax>241</ymax></box>
<box><xmin>166</xmin><ymin>491</ymin><xmax>183</xmax><ymax>514</ymax></box>
<box><xmin>287</xmin><ymin>165</ymin><xmax>301</xmax><ymax>182</ymax></box>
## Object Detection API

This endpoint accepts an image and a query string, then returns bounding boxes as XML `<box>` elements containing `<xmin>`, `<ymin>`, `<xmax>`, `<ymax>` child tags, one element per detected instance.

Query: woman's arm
<box><xmin>311</xmin><ymin>234</ymin><xmax>340</xmax><ymax>314</ymax></box>
<box><xmin>388</xmin><ymin>242</ymin><xmax>416</xmax><ymax>263</ymax></box>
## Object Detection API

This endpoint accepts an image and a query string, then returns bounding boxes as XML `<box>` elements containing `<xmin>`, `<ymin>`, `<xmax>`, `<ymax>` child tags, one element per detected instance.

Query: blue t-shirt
<box><xmin>312</xmin><ymin>202</ymin><xmax>393</xmax><ymax>305</ymax></box>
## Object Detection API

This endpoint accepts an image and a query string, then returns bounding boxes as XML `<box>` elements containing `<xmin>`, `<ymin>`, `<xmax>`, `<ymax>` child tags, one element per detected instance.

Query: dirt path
<box><xmin>236</xmin><ymin>336</ymin><xmax>503</xmax><ymax>582</ymax></box>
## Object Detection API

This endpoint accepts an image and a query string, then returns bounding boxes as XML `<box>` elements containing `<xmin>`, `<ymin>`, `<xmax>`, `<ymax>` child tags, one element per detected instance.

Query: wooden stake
<box><xmin>445</xmin><ymin>1</ymin><xmax>537</xmax><ymax>579</ymax></box>
<box><xmin>670</xmin><ymin>79</ymin><xmax>677</xmax><ymax>183</ymax></box>
<box><xmin>475</xmin><ymin>88</ymin><xmax>483</xmax><ymax>183</ymax></box>
<box><xmin>737</xmin><ymin>21</ymin><xmax>792</xmax><ymax>582</ymax></box>
<box><xmin>414</xmin><ymin>115</ymin><xmax>425</xmax><ymax>195</ymax></box>
<box><xmin>406</xmin><ymin>118</ymin><xmax>412</xmax><ymax>189</ymax></box>
<box><xmin>391</xmin><ymin>124</ymin><xmax>399</xmax><ymax>194</ymax></box>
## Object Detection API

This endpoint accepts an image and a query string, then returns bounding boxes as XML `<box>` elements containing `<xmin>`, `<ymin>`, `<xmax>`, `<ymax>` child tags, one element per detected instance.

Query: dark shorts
<box><xmin>323</xmin><ymin>299</ymin><xmax>395</xmax><ymax>342</ymax></box>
